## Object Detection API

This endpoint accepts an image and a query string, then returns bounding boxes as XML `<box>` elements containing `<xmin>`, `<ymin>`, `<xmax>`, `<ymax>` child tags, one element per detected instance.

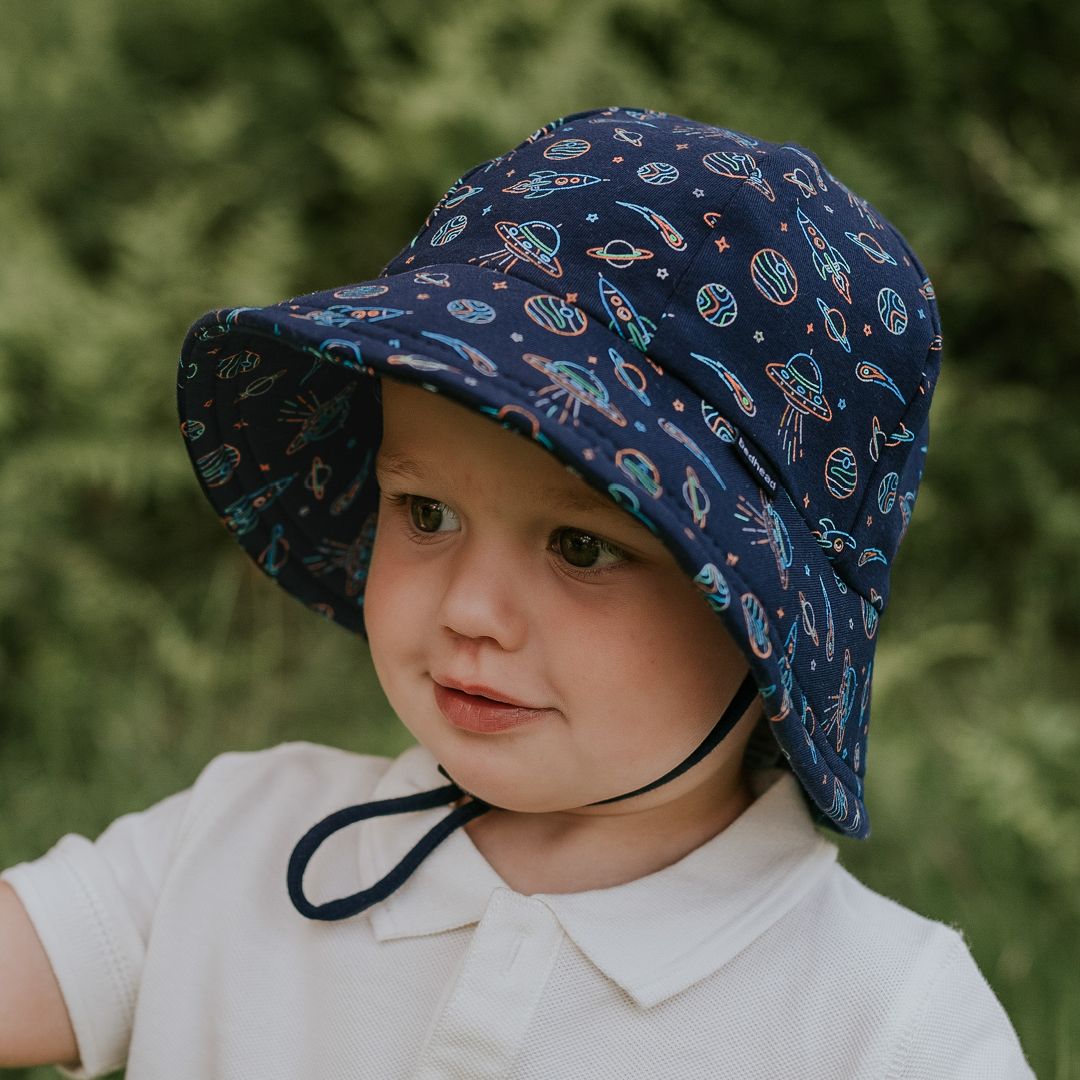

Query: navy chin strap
<box><xmin>287</xmin><ymin>672</ymin><xmax>760</xmax><ymax>920</ymax></box>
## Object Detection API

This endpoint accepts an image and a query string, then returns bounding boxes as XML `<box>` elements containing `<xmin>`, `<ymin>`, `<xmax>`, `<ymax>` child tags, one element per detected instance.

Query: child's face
<box><xmin>364</xmin><ymin>379</ymin><xmax>760</xmax><ymax>823</ymax></box>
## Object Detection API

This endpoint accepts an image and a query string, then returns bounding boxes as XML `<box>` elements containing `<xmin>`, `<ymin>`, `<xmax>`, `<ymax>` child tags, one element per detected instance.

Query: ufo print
<box><xmin>765</xmin><ymin>351</ymin><xmax>834</xmax><ymax>464</ymax></box>
<box><xmin>469</xmin><ymin>219</ymin><xmax>563</xmax><ymax>277</ymax></box>
<box><xmin>521</xmin><ymin>353</ymin><xmax>628</xmax><ymax>428</ymax></box>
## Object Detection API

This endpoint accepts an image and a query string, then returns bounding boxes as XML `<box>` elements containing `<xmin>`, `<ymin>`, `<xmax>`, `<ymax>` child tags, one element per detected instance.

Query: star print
<box><xmin>824</xmin><ymin>205</ymin><xmax>833</xmax><ymax>213</ymax></box>
<box><xmin>656</xmin><ymin>267</ymin><xmax>669</xmax><ymax>279</ymax></box>
<box><xmin>804</xmin><ymin>564</ymin><xmax>811</xmax><ymax>576</ymax></box>
<box><xmin>693</xmin><ymin>188</ymin><xmax>705</xmax><ymax>197</ymax></box>
<box><xmin>586</xmin><ymin>212</ymin><xmax>598</xmax><ymax>223</ymax></box>
<box><xmin>416</xmin><ymin>293</ymin><xmax>430</xmax><ymax>300</ymax></box>
<box><xmin>776</xmin><ymin>608</ymin><xmax>784</xmax><ymax>620</ymax></box>
<box><xmin>388</xmin><ymin>339</ymin><xmax>400</xmax><ymax>348</ymax></box>
<box><xmin>918</xmin><ymin>308</ymin><xmax>926</xmax><ymax>319</ymax></box>
<box><xmin>405</xmin><ymin>255</ymin><xmax>415</xmax><ymax>264</ymax></box>
<box><xmin>810</xmin><ymin>659</ymin><xmax>817</xmax><ymax>671</ymax></box>
<box><xmin>493</xmin><ymin>281</ymin><xmax>508</xmax><ymax>290</ymax></box>
<box><xmin>780</xmin><ymin>221</ymin><xmax>788</xmax><ymax>232</ymax></box>
<box><xmin>803</xmin><ymin>493</ymin><xmax>810</xmax><ymax>509</ymax></box>
<box><xmin>583</xmin><ymin>448</ymin><xmax>596</xmax><ymax>461</ymax></box>
<box><xmin>726</xmin><ymin>553</ymin><xmax>739</xmax><ymax>566</ymax></box>
<box><xmin>510</xmin><ymin>332</ymin><xmax>523</xmax><ymax>342</ymax></box>
<box><xmin>754</xmin><ymin>330</ymin><xmax>765</xmax><ymax>343</ymax></box>
<box><xmin>673</xmin><ymin>399</ymin><xmax>685</xmax><ymax>412</ymax></box>
<box><xmin>506</xmin><ymin>169</ymin><xmax>515</xmax><ymax>177</ymax></box>
<box><xmin>676</xmin><ymin>143</ymin><xmax>689</xmax><ymax>150</ymax></box>
<box><xmin>715</xmin><ymin>236</ymin><xmax>730</xmax><ymax>252</ymax></box>
<box><xmin>866</xmin><ymin>514</ymin><xmax>873</xmax><ymax>526</ymax></box>
<box><xmin>587</xmin><ymin>354</ymin><xmax>598</xmax><ymax>365</ymax></box>
<box><xmin>612</xmin><ymin>156</ymin><xmax>624</xmax><ymax>163</ymax></box>
<box><xmin>482</xmin><ymin>205</ymin><xmax>493</xmax><ymax>215</ymax></box>
<box><xmin>848</xmin><ymin>618</ymin><xmax>854</xmax><ymax>629</ymax></box>
<box><xmin>838</xmin><ymin>398</ymin><xmax>846</xmax><ymax>410</ymax></box>
<box><xmin>566</xmin><ymin>293</ymin><xmax>578</xmax><ymax>302</ymax></box>
<box><xmin>806</xmin><ymin>322</ymin><xmax>814</xmax><ymax>334</ymax></box>
<box><xmin>259</xmin><ymin>462</ymin><xmax>270</xmax><ymax>472</ymax></box>
<box><xmin>863</xmin><ymin>324</ymin><xmax>872</xmax><ymax>336</ymax></box>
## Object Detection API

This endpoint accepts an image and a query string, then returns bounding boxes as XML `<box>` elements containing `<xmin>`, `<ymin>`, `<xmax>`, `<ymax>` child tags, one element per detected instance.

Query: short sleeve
<box><xmin>888</xmin><ymin>928</ymin><xmax>1035</xmax><ymax>1080</ymax></box>
<box><xmin>1</xmin><ymin>786</ymin><xmax>191</xmax><ymax>1078</ymax></box>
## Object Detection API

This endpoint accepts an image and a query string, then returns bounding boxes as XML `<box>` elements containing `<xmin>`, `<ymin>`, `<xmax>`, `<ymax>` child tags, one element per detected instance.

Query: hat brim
<box><xmin>178</xmin><ymin>261</ymin><xmax>874</xmax><ymax>836</ymax></box>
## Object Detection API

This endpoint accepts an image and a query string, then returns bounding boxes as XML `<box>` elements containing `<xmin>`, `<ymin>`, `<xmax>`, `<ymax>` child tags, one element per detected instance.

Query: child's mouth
<box><xmin>432</xmin><ymin>682</ymin><xmax>552</xmax><ymax>733</ymax></box>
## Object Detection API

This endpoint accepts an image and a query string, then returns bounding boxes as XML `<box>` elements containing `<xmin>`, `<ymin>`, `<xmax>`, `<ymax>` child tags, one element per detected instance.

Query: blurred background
<box><xmin>1</xmin><ymin>0</ymin><xmax>1076</xmax><ymax>1076</ymax></box>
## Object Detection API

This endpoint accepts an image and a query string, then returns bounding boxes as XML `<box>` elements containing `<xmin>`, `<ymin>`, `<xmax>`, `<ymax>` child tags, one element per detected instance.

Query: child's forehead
<box><xmin>376</xmin><ymin>380</ymin><xmax>639</xmax><ymax>523</ymax></box>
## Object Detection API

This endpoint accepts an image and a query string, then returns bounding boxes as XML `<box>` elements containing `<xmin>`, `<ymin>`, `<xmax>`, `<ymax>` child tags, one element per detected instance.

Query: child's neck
<box><xmin>461</xmin><ymin>772</ymin><xmax>755</xmax><ymax>895</ymax></box>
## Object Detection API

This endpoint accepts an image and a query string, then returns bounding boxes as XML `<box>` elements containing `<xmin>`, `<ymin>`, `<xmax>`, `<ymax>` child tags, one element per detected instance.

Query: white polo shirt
<box><xmin>2</xmin><ymin>740</ymin><xmax>1033</xmax><ymax>1078</ymax></box>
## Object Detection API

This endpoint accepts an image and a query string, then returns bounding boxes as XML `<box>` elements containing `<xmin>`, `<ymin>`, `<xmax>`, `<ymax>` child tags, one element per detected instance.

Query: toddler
<box><xmin>0</xmin><ymin>105</ymin><xmax>1034</xmax><ymax>1077</ymax></box>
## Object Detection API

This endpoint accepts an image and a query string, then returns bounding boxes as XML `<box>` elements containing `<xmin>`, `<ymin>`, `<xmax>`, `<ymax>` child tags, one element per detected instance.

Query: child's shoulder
<box><xmin>195</xmin><ymin>738</ymin><xmax>395</xmax><ymax>790</ymax></box>
<box><xmin>820</xmin><ymin>861</ymin><xmax>975</xmax><ymax>977</ymax></box>
<box><xmin>175</xmin><ymin>740</ymin><xmax>409</xmax><ymax>841</ymax></box>
<box><xmin>808</xmin><ymin>862</ymin><xmax>1023</xmax><ymax>1059</ymax></box>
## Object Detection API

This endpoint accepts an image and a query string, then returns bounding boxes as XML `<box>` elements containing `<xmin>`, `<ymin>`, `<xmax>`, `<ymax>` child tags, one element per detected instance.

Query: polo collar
<box><xmin>356</xmin><ymin>744</ymin><xmax>837</xmax><ymax>1008</ymax></box>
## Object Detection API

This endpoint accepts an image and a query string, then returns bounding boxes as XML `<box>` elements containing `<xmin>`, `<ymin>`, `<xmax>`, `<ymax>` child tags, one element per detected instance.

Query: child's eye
<box><xmin>382</xmin><ymin>493</ymin><xmax>629</xmax><ymax>578</ymax></box>
<box><xmin>551</xmin><ymin>528</ymin><xmax>628</xmax><ymax>577</ymax></box>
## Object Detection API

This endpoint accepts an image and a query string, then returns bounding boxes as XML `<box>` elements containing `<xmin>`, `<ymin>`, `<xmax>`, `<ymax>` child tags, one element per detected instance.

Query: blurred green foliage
<box><xmin>1</xmin><ymin>0</ymin><xmax>1077</xmax><ymax>1076</ymax></box>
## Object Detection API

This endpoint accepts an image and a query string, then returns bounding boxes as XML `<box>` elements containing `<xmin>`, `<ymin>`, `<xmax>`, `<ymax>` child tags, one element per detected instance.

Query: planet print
<box><xmin>543</xmin><ymin>138</ymin><xmax>591</xmax><ymax>160</ymax></box>
<box><xmin>877</xmin><ymin>287</ymin><xmax>908</xmax><ymax>335</ymax></box>
<box><xmin>429</xmin><ymin>214</ymin><xmax>467</xmax><ymax>246</ymax></box>
<box><xmin>446</xmin><ymin>298</ymin><xmax>497</xmax><ymax>324</ymax></box>
<box><xmin>824</xmin><ymin>446</ymin><xmax>858</xmax><ymax>499</ymax></box>
<box><xmin>696</xmin><ymin>283</ymin><xmax>738</xmax><ymax>327</ymax></box>
<box><xmin>750</xmin><ymin>248</ymin><xmax>799</xmax><ymax>305</ymax></box>
<box><xmin>523</xmin><ymin>294</ymin><xmax>589</xmax><ymax>335</ymax></box>
<box><xmin>877</xmin><ymin>471</ymin><xmax>899</xmax><ymax>514</ymax></box>
<box><xmin>637</xmin><ymin>161</ymin><xmax>680</xmax><ymax>185</ymax></box>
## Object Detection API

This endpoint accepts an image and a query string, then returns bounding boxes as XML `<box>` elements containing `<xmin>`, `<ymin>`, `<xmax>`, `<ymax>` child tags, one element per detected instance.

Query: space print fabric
<box><xmin>178</xmin><ymin>105</ymin><xmax>943</xmax><ymax>837</ymax></box>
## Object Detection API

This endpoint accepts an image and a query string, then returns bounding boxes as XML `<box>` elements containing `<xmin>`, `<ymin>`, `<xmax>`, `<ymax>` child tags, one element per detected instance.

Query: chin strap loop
<box><xmin>287</xmin><ymin>785</ymin><xmax>492</xmax><ymax>921</ymax></box>
<box><xmin>287</xmin><ymin>671</ymin><xmax>759</xmax><ymax>920</ymax></box>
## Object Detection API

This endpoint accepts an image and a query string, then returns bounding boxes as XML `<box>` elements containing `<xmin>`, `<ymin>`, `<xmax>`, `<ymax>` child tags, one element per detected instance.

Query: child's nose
<box><xmin>435</xmin><ymin>538</ymin><xmax>530</xmax><ymax>651</ymax></box>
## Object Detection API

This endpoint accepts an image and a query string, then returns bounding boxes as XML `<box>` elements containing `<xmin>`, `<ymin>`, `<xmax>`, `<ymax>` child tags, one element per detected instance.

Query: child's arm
<box><xmin>0</xmin><ymin>880</ymin><xmax>79</xmax><ymax>1069</ymax></box>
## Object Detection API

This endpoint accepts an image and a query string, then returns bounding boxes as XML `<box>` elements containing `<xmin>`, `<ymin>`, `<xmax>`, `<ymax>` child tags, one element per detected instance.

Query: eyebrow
<box><xmin>374</xmin><ymin>450</ymin><xmax>627</xmax><ymax>520</ymax></box>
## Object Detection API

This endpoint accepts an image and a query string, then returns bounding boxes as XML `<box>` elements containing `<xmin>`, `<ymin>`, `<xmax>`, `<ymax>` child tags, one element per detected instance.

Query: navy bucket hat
<box><xmin>178</xmin><ymin>105</ymin><xmax>942</xmax><ymax>917</ymax></box>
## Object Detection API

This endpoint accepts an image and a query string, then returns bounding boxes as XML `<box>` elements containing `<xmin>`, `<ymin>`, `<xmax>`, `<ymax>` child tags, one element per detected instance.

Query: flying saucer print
<box><xmin>469</xmin><ymin>220</ymin><xmax>564</xmax><ymax>277</ymax></box>
<box><xmin>521</xmin><ymin>353</ymin><xmax>628</xmax><ymax>428</ymax></box>
<box><xmin>765</xmin><ymin>352</ymin><xmax>834</xmax><ymax>464</ymax></box>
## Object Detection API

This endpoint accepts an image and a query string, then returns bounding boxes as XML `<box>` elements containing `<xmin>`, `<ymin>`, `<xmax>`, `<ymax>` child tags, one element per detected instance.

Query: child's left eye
<box><xmin>383</xmin><ymin>493</ymin><xmax>629</xmax><ymax>578</ymax></box>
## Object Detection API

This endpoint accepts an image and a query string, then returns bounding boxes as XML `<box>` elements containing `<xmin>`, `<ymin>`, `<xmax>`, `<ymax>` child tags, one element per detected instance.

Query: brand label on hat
<box><xmin>734</xmin><ymin>435</ymin><xmax>778</xmax><ymax>494</ymax></box>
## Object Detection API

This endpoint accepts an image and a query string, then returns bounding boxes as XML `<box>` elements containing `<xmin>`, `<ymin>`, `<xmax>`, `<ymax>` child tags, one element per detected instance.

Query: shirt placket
<box><xmin>412</xmin><ymin>889</ymin><xmax>563</xmax><ymax>1080</ymax></box>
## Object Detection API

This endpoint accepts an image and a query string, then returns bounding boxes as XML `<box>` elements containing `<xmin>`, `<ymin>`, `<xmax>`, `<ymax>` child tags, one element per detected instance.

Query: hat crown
<box><xmin>381</xmin><ymin>106</ymin><xmax>941</xmax><ymax>611</ymax></box>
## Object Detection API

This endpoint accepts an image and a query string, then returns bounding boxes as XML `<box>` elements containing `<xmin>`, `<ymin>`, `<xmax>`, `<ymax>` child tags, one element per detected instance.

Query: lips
<box><xmin>432</xmin><ymin>681</ymin><xmax>551</xmax><ymax>734</ymax></box>
<box><xmin>433</xmin><ymin>676</ymin><xmax>537</xmax><ymax>709</ymax></box>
